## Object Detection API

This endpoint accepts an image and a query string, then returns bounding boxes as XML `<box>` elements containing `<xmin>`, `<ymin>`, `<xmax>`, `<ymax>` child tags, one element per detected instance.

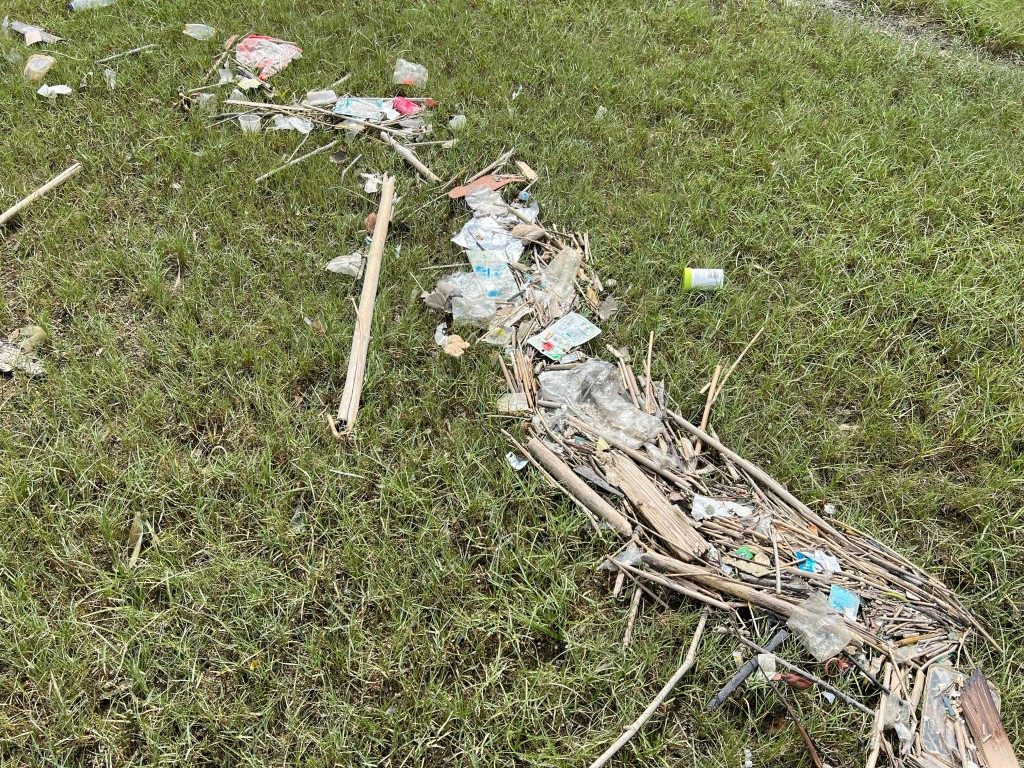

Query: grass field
<box><xmin>869</xmin><ymin>0</ymin><xmax>1024</xmax><ymax>53</ymax></box>
<box><xmin>2</xmin><ymin>0</ymin><xmax>1023</xmax><ymax>764</ymax></box>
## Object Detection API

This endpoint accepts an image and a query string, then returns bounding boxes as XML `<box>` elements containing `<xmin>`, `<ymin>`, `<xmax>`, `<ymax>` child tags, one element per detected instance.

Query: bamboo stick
<box><xmin>254</xmin><ymin>139</ymin><xmax>338</xmax><ymax>184</ymax></box>
<box><xmin>335</xmin><ymin>175</ymin><xmax>396</xmax><ymax>433</ymax></box>
<box><xmin>0</xmin><ymin>163</ymin><xmax>82</xmax><ymax>227</ymax></box>
<box><xmin>380</xmin><ymin>132</ymin><xmax>440</xmax><ymax>182</ymax></box>
<box><xmin>525</xmin><ymin>437</ymin><xmax>632</xmax><ymax>537</ymax></box>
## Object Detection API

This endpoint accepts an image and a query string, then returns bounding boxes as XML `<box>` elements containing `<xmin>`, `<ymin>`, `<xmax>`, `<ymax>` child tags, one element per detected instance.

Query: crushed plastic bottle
<box><xmin>538</xmin><ymin>360</ymin><xmax>665</xmax><ymax>449</ymax></box>
<box><xmin>67</xmin><ymin>0</ymin><xmax>114</xmax><ymax>11</ymax></box>
<box><xmin>392</xmin><ymin>57</ymin><xmax>428</xmax><ymax>88</ymax></box>
<box><xmin>786</xmin><ymin>592</ymin><xmax>855</xmax><ymax>662</ymax></box>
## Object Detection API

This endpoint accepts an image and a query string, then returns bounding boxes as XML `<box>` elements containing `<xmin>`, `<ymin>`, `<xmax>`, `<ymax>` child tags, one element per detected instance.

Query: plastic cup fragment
<box><xmin>23</xmin><ymin>54</ymin><xmax>55</xmax><ymax>82</ymax></box>
<box><xmin>237</xmin><ymin>114</ymin><xmax>261</xmax><ymax>133</ymax></box>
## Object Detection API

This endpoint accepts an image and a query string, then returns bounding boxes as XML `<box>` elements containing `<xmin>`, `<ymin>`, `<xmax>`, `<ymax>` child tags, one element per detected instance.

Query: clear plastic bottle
<box><xmin>683</xmin><ymin>267</ymin><xmax>724</xmax><ymax>290</ymax></box>
<box><xmin>67</xmin><ymin>0</ymin><xmax>114</xmax><ymax>11</ymax></box>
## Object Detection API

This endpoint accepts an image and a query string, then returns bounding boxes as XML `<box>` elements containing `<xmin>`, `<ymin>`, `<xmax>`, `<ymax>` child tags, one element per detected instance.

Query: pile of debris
<box><xmin>419</xmin><ymin>155</ymin><xmax>1016</xmax><ymax>768</ymax></box>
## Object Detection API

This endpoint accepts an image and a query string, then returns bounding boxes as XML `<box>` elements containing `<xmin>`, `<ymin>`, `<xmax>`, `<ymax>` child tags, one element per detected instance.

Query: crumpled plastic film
<box><xmin>786</xmin><ymin>592</ymin><xmax>855</xmax><ymax>662</ymax></box>
<box><xmin>538</xmin><ymin>360</ymin><xmax>664</xmax><ymax>449</ymax></box>
<box><xmin>235</xmin><ymin>35</ymin><xmax>302</xmax><ymax>80</ymax></box>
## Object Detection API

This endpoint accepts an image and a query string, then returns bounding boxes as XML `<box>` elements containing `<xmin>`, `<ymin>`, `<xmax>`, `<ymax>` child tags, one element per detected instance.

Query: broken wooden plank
<box><xmin>598</xmin><ymin>451</ymin><xmax>707</xmax><ymax>561</ymax></box>
<box><xmin>961</xmin><ymin>669</ymin><xmax>1020</xmax><ymax>768</ymax></box>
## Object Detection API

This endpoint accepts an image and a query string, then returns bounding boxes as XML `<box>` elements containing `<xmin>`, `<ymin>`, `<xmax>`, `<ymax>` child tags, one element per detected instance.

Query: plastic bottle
<box><xmin>67</xmin><ymin>0</ymin><xmax>114</xmax><ymax>10</ymax></box>
<box><xmin>683</xmin><ymin>267</ymin><xmax>724</xmax><ymax>290</ymax></box>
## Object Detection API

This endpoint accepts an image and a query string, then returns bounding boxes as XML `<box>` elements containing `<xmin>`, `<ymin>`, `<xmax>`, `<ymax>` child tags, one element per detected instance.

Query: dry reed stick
<box><xmin>586</xmin><ymin>609</ymin><xmax>709</xmax><ymax>768</ymax></box>
<box><xmin>1</xmin><ymin>163</ymin><xmax>82</xmax><ymax>227</ymax></box>
<box><xmin>335</xmin><ymin>175</ymin><xmax>396</xmax><ymax>433</ymax></box>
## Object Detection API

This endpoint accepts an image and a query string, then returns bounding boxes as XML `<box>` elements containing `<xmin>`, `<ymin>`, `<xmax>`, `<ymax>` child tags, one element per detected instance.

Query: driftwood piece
<box><xmin>0</xmin><ymin>163</ymin><xmax>82</xmax><ymax>227</ymax></box>
<box><xmin>598</xmin><ymin>451</ymin><xmax>707</xmax><ymax>561</ymax></box>
<box><xmin>525</xmin><ymin>438</ymin><xmax>632</xmax><ymax>537</ymax></box>
<box><xmin>587</xmin><ymin>609</ymin><xmax>709</xmax><ymax>768</ymax></box>
<box><xmin>335</xmin><ymin>175</ymin><xmax>396</xmax><ymax>433</ymax></box>
<box><xmin>707</xmin><ymin>628</ymin><xmax>789</xmax><ymax>710</ymax></box>
<box><xmin>961</xmin><ymin>669</ymin><xmax>1020</xmax><ymax>768</ymax></box>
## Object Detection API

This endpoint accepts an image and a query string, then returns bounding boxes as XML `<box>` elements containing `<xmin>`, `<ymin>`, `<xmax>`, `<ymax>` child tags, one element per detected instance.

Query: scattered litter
<box><xmin>183</xmin><ymin>23</ymin><xmax>217</xmax><ymax>41</ymax></box>
<box><xmin>23</xmin><ymin>54</ymin><xmax>54</xmax><ymax>82</ymax></box>
<box><xmin>36</xmin><ymin>84</ymin><xmax>72</xmax><ymax>99</ymax></box>
<box><xmin>743</xmin><ymin>747</ymin><xmax>753</xmax><ymax>768</ymax></box>
<box><xmin>0</xmin><ymin>326</ymin><xmax>46</xmax><ymax>376</ymax></box>
<box><xmin>4</xmin><ymin>18</ymin><xmax>62</xmax><ymax>45</ymax></box>
<box><xmin>68</xmin><ymin>0</ymin><xmax>114</xmax><ymax>11</ymax></box>
<box><xmin>325</xmin><ymin>251</ymin><xmax>364</xmax><ymax>278</ymax></box>
<box><xmin>538</xmin><ymin>360</ymin><xmax>663</xmax><ymax>448</ymax></box>
<box><xmin>594</xmin><ymin>105</ymin><xmax>607</xmax><ymax>120</ymax></box>
<box><xmin>303</xmin><ymin>89</ymin><xmax>337</xmax><ymax>107</ymax></box>
<box><xmin>237</xmin><ymin>113</ymin><xmax>261</xmax><ymax>133</ymax></box>
<box><xmin>235</xmin><ymin>35</ymin><xmax>302</xmax><ymax>80</ymax></box>
<box><xmin>690</xmin><ymin>494</ymin><xmax>754</xmax><ymax>521</ymax></box>
<box><xmin>787</xmin><ymin>592</ymin><xmax>855</xmax><ymax>662</ymax></box>
<box><xmin>393</xmin><ymin>57</ymin><xmax>428</xmax><ymax>88</ymax></box>
<box><xmin>103</xmin><ymin>67</ymin><xmax>116</xmax><ymax>90</ymax></box>
<box><xmin>683</xmin><ymin>267</ymin><xmax>724</xmax><ymax>291</ymax></box>
<box><xmin>290</xmin><ymin>506</ymin><xmax>307</xmax><ymax>534</ymax></box>
<box><xmin>597</xmin><ymin>295</ymin><xmax>619</xmax><ymax>322</ymax></box>
<box><xmin>527</xmin><ymin>312</ymin><xmax>601</xmax><ymax>361</ymax></box>
<box><xmin>448</xmin><ymin>114</ymin><xmax>466</xmax><ymax>131</ymax></box>
<box><xmin>434</xmin><ymin>323</ymin><xmax>470</xmax><ymax>357</ymax></box>
<box><xmin>360</xmin><ymin>173</ymin><xmax>383</xmax><ymax>193</ymax></box>
<box><xmin>828</xmin><ymin>584</ymin><xmax>860</xmax><ymax>621</ymax></box>
<box><xmin>392</xmin><ymin>96</ymin><xmax>421</xmax><ymax>115</ymax></box>
<box><xmin>506</xmin><ymin>452</ymin><xmax>528</xmax><ymax>471</ymax></box>
<box><xmin>269</xmin><ymin>114</ymin><xmax>314</xmax><ymax>134</ymax></box>
<box><xmin>497</xmin><ymin>392</ymin><xmax>530</xmax><ymax>414</ymax></box>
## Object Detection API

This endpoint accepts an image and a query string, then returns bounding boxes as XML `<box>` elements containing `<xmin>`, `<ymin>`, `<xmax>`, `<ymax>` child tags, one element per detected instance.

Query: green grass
<box><xmin>865</xmin><ymin>0</ymin><xmax>1024</xmax><ymax>53</ymax></box>
<box><xmin>2</xmin><ymin>0</ymin><xmax>1023</xmax><ymax>764</ymax></box>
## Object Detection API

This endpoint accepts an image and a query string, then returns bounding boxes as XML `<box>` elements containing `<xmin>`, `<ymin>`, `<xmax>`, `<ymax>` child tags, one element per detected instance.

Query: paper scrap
<box><xmin>527</xmin><ymin>312</ymin><xmax>601</xmax><ymax>361</ymax></box>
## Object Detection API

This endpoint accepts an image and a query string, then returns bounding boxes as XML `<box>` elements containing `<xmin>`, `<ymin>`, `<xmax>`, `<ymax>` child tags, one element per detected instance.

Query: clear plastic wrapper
<box><xmin>538</xmin><ymin>360</ymin><xmax>664</xmax><ymax>448</ymax></box>
<box><xmin>786</xmin><ymin>592</ymin><xmax>855</xmax><ymax>662</ymax></box>
<box><xmin>235</xmin><ymin>35</ymin><xmax>302</xmax><ymax>80</ymax></box>
<box><xmin>393</xmin><ymin>58</ymin><xmax>428</xmax><ymax>88</ymax></box>
<box><xmin>452</xmin><ymin>216</ymin><xmax>524</xmax><ymax>263</ymax></box>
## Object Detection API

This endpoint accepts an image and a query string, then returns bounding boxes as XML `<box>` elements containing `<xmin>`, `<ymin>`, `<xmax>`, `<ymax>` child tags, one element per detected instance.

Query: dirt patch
<box><xmin>806</xmin><ymin>0</ymin><xmax>1024</xmax><ymax>67</ymax></box>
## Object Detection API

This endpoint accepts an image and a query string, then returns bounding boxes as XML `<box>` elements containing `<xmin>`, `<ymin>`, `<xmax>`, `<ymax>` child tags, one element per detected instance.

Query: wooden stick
<box><xmin>711</xmin><ymin>326</ymin><xmax>764</xmax><ymax>406</ymax></box>
<box><xmin>95</xmin><ymin>43</ymin><xmax>157</xmax><ymax>65</ymax></box>
<box><xmin>961</xmin><ymin>669</ymin><xmax>1021</xmax><ymax>768</ymax></box>
<box><xmin>380</xmin><ymin>132</ymin><xmax>440</xmax><ymax>182</ymax></box>
<box><xmin>0</xmin><ymin>163</ymin><xmax>82</xmax><ymax>228</ymax></box>
<box><xmin>768</xmin><ymin>679</ymin><xmax>825</xmax><ymax>768</ymax></box>
<box><xmin>254</xmin><ymin>140</ymin><xmax>338</xmax><ymax>184</ymax></box>
<box><xmin>597</xmin><ymin>451</ymin><xmax>707</xmax><ymax>561</ymax></box>
<box><xmin>586</xmin><ymin>609</ymin><xmax>708</xmax><ymax>768</ymax></box>
<box><xmin>708</xmin><ymin>628</ymin><xmax>789</xmax><ymax>710</ymax></box>
<box><xmin>644</xmin><ymin>331</ymin><xmax>655</xmax><ymax>414</ymax></box>
<box><xmin>617</xmin><ymin>561</ymin><xmax>735</xmax><ymax>612</ymax></box>
<box><xmin>694</xmin><ymin>364</ymin><xmax>722</xmax><ymax>455</ymax></box>
<box><xmin>524</xmin><ymin>438</ymin><xmax>632</xmax><ymax>537</ymax></box>
<box><xmin>864</xmin><ymin>663</ymin><xmax>890</xmax><ymax>768</ymax></box>
<box><xmin>335</xmin><ymin>175</ymin><xmax>396</xmax><ymax>433</ymax></box>
<box><xmin>622</xmin><ymin>585</ymin><xmax>642</xmax><ymax>649</ymax></box>
<box><xmin>466</xmin><ymin>147</ymin><xmax>515</xmax><ymax>184</ymax></box>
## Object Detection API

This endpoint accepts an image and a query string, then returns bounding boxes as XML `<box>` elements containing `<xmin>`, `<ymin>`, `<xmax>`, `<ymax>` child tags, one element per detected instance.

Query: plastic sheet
<box><xmin>235</xmin><ymin>35</ymin><xmax>302</xmax><ymax>80</ymax></box>
<box><xmin>445</xmin><ymin>272</ymin><xmax>498</xmax><ymax>328</ymax></box>
<box><xmin>183</xmin><ymin>23</ymin><xmax>216</xmax><ymax>41</ymax></box>
<box><xmin>691</xmin><ymin>495</ymin><xmax>754</xmax><ymax>521</ymax></box>
<box><xmin>786</xmin><ymin>592</ymin><xmax>855</xmax><ymax>662</ymax></box>
<box><xmin>538</xmin><ymin>359</ymin><xmax>664</xmax><ymax>448</ymax></box>
<box><xmin>452</xmin><ymin>215</ymin><xmax>524</xmax><ymax>263</ymax></box>
<box><xmin>393</xmin><ymin>58</ymin><xmax>427</xmax><ymax>88</ymax></box>
<box><xmin>467</xmin><ymin>250</ymin><xmax>519</xmax><ymax>301</ymax></box>
<box><xmin>333</xmin><ymin>97</ymin><xmax>399</xmax><ymax>122</ymax></box>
